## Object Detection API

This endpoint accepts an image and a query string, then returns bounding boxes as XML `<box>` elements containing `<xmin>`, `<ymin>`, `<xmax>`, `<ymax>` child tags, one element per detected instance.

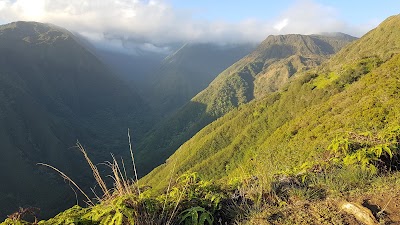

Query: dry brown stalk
<box><xmin>75</xmin><ymin>141</ymin><xmax>111</xmax><ymax>200</ymax></box>
<box><xmin>37</xmin><ymin>163</ymin><xmax>94</xmax><ymax>205</ymax></box>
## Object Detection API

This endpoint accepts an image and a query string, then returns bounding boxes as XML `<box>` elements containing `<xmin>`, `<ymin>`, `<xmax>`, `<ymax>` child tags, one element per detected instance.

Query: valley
<box><xmin>0</xmin><ymin>5</ymin><xmax>399</xmax><ymax>225</ymax></box>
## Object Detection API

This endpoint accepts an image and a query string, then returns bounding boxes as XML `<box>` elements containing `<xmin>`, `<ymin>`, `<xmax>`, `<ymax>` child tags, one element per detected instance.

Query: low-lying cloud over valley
<box><xmin>0</xmin><ymin>0</ymin><xmax>379</xmax><ymax>53</ymax></box>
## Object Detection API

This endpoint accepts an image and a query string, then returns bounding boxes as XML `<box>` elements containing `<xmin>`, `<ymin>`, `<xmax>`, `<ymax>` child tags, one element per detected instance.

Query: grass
<box><xmin>76</xmin><ymin>141</ymin><xmax>110</xmax><ymax>202</ymax></box>
<box><xmin>2</xmin><ymin>129</ymin><xmax>144</xmax><ymax>224</ymax></box>
<box><xmin>312</xmin><ymin>72</ymin><xmax>339</xmax><ymax>89</ymax></box>
<box><xmin>36</xmin><ymin>139</ymin><xmax>137</xmax><ymax>206</ymax></box>
<box><xmin>231</xmin><ymin>170</ymin><xmax>400</xmax><ymax>225</ymax></box>
<box><xmin>2</xmin><ymin>131</ymin><xmax>228</xmax><ymax>224</ymax></box>
<box><xmin>3</xmin><ymin>15</ymin><xmax>400</xmax><ymax>225</ymax></box>
<box><xmin>3</xmin><ymin>139</ymin><xmax>400</xmax><ymax>225</ymax></box>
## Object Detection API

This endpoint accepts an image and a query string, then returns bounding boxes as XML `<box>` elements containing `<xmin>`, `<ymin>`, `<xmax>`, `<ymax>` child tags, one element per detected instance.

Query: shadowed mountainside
<box><xmin>144</xmin><ymin>43</ymin><xmax>255</xmax><ymax>115</ymax></box>
<box><xmin>5</xmin><ymin>15</ymin><xmax>400</xmax><ymax>225</ymax></box>
<box><xmin>0</xmin><ymin>21</ymin><xmax>152</xmax><ymax>219</ymax></box>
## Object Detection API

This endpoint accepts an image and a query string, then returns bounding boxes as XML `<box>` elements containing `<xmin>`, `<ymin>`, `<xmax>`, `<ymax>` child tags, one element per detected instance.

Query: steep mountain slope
<box><xmin>144</xmin><ymin>43</ymin><xmax>254</xmax><ymax>114</ymax></box>
<box><xmin>7</xmin><ymin>15</ymin><xmax>400</xmax><ymax>225</ymax></box>
<box><xmin>0</xmin><ymin>21</ymin><xmax>150</xmax><ymax>219</ymax></box>
<box><xmin>141</xmin><ymin>15</ymin><xmax>400</xmax><ymax>191</ymax></box>
<box><xmin>136</xmin><ymin>33</ymin><xmax>355</xmax><ymax>175</ymax></box>
<box><xmin>194</xmin><ymin>33</ymin><xmax>356</xmax><ymax>114</ymax></box>
<box><xmin>93</xmin><ymin>48</ymin><xmax>166</xmax><ymax>95</ymax></box>
<box><xmin>331</xmin><ymin>16</ymin><xmax>400</xmax><ymax>64</ymax></box>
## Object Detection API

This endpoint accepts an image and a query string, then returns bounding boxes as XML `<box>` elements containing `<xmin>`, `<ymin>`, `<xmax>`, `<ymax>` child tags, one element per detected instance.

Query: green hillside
<box><xmin>142</xmin><ymin>14</ymin><xmax>400</xmax><ymax>191</ymax></box>
<box><xmin>135</xmin><ymin>15</ymin><xmax>400</xmax><ymax>223</ymax></box>
<box><xmin>331</xmin><ymin>16</ymin><xmax>400</xmax><ymax>64</ymax></box>
<box><xmin>0</xmin><ymin>21</ymin><xmax>151</xmax><ymax>219</ymax></box>
<box><xmin>4</xmin><ymin>15</ymin><xmax>400</xmax><ymax>225</ymax></box>
<box><xmin>136</xmin><ymin>33</ymin><xmax>355</xmax><ymax>175</ymax></box>
<box><xmin>144</xmin><ymin>43</ymin><xmax>254</xmax><ymax>115</ymax></box>
<box><xmin>3</xmin><ymin>15</ymin><xmax>400</xmax><ymax>225</ymax></box>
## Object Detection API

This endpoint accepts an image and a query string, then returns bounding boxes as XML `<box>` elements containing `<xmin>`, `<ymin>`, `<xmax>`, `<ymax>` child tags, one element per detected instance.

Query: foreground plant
<box><xmin>179</xmin><ymin>207</ymin><xmax>213</xmax><ymax>225</ymax></box>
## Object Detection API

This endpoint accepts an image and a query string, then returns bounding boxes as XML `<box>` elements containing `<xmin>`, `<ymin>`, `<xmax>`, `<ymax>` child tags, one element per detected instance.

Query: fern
<box><xmin>328</xmin><ymin>136</ymin><xmax>350</xmax><ymax>155</ymax></box>
<box><xmin>179</xmin><ymin>206</ymin><xmax>213</xmax><ymax>225</ymax></box>
<box><xmin>329</xmin><ymin>129</ymin><xmax>400</xmax><ymax>173</ymax></box>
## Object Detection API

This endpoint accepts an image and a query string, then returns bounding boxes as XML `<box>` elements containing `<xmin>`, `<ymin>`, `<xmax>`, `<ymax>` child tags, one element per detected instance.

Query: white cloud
<box><xmin>0</xmin><ymin>1</ymin><xmax>6</xmax><ymax>10</ymax></box>
<box><xmin>272</xmin><ymin>0</ymin><xmax>376</xmax><ymax>37</ymax></box>
<box><xmin>0</xmin><ymin>0</ymin><xmax>377</xmax><ymax>53</ymax></box>
<box><xmin>14</xmin><ymin>0</ymin><xmax>46</xmax><ymax>19</ymax></box>
<box><xmin>274</xmin><ymin>18</ymin><xmax>289</xmax><ymax>31</ymax></box>
<box><xmin>273</xmin><ymin>0</ymin><xmax>342</xmax><ymax>34</ymax></box>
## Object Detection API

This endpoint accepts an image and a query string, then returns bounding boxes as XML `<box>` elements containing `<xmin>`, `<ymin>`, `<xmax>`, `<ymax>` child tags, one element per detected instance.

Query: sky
<box><xmin>0</xmin><ymin>0</ymin><xmax>398</xmax><ymax>53</ymax></box>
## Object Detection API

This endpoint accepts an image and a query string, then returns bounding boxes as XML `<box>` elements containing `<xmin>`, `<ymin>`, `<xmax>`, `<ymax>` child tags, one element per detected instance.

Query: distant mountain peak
<box><xmin>246</xmin><ymin>33</ymin><xmax>356</xmax><ymax>66</ymax></box>
<box><xmin>0</xmin><ymin>21</ymin><xmax>72</xmax><ymax>44</ymax></box>
<box><xmin>316</xmin><ymin>32</ymin><xmax>356</xmax><ymax>39</ymax></box>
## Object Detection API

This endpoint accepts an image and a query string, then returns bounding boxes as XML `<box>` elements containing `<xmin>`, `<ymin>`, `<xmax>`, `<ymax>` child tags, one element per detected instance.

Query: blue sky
<box><xmin>0</xmin><ymin>0</ymin><xmax>398</xmax><ymax>52</ymax></box>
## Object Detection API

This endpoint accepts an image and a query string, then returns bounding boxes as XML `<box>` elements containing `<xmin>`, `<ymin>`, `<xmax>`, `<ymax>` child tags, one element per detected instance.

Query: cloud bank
<box><xmin>0</xmin><ymin>0</ymin><xmax>378</xmax><ymax>53</ymax></box>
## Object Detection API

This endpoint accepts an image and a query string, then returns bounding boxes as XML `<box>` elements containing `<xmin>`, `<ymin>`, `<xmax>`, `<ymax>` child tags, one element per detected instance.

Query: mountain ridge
<box><xmin>141</xmin><ymin>14</ymin><xmax>400</xmax><ymax>191</ymax></box>
<box><xmin>331</xmin><ymin>14</ymin><xmax>400</xmax><ymax>64</ymax></box>
<box><xmin>143</xmin><ymin>42</ymin><xmax>255</xmax><ymax>115</ymax></box>
<box><xmin>4</xmin><ymin>15</ymin><xmax>400</xmax><ymax>225</ymax></box>
<box><xmin>136</xmin><ymin>32</ymin><xmax>356</xmax><ymax>175</ymax></box>
<box><xmin>0</xmin><ymin>21</ymin><xmax>151</xmax><ymax>219</ymax></box>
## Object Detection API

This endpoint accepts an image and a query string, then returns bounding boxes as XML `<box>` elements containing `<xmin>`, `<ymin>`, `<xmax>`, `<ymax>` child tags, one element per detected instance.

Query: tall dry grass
<box><xmin>38</xmin><ymin>129</ymin><xmax>141</xmax><ymax>205</ymax></box>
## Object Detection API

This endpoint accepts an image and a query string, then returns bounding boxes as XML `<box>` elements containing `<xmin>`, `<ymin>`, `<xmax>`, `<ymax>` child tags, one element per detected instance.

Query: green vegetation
<box><xmin>136</xmin><ymin>33</ymin><xmax>355</xmax><ymax>176</ymax></box>
<box><xmin>1</xmin><ymin>163</ymin><xmax>233</xmax><ymax>224</ymax></box>
<box><xmin>145</xmin><ymin>43</ymin><xmax>254</xmax><ymax>115</ymax></box>
<box><xmin>3</xmin><ymin>15</ymin><xmax>400</xmax><ymax>225</ymax></box>
<box><xmin>138</xmin><ymin>15</ymin><xmax>400</xmax><ymax>223</ymax></box>
<box><xmin>3</xmin><ymin>136</ymin><xmax>400</xmax><ymax>224</ymax></box>
<box><xmin>312</xmin><ymin>72</ymin><xmax>339</xmax><ymax>89</ymax></box>
<box><xmin>331</xmin><ymin>15</ymin><xmax>400</xmax><ymax>64</ymax></box>
<box><xmin>141</xmin><ymin>14</ymin><xmax>400</xmax><ymax>190</ymax></box>
<box><xmin>179</xmin><ymin>207</ymin><xmax>213</xmax><ymax>225</ymax></box>
<box><xmin>0</xmin><ymin>21</ymin><xmax>154</xmax><ymax>219</ymax></box>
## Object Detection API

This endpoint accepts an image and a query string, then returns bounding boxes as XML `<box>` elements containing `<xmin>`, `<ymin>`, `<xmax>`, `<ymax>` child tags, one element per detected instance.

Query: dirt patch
<box><xmin>349</xmin><ymin>189</ymin><xmax>400</xmax><ymax>224</ymax></box>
